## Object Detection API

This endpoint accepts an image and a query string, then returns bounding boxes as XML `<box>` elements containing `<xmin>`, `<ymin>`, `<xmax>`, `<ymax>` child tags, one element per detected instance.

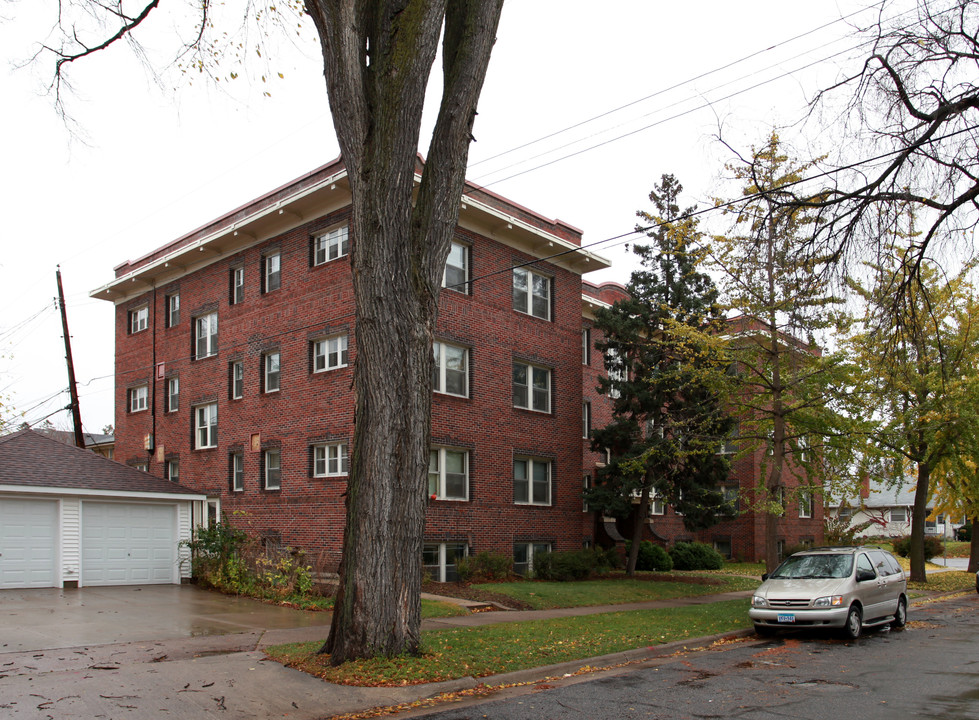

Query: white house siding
<box><xmin>61</xmin><ymin>497</ymin><xmax>81</xmax><ymax>585</ymax></box>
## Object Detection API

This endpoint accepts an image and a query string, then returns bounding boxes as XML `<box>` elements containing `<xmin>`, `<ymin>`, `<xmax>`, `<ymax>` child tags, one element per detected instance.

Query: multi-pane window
<box><xmin>194</xmin><ymin>403</ymin><xmax>218</xmax><ymax>449</ymax></box>
<box><xmin>166</xmin><ymin>377</ymin><xmax>179</xmax><ymax>412</ymax></box>
<box><xmin>442</xmin><ymin>241</ymin><xmax>469</xmax><ymax>293</ymax></box>
<box><xmin>838</xmin><ymin>505</ymin><xmax>853</xmax><ymax>521</ymax></box>
<box><xmin>313</xmin><ymin>442</ymin><xmax>349</xmax><ymax>477</ymax></box>
<box><xmin>231</xmin><ymin>267</ymin><xmax>245</xmax><ymax>304</ymax></box>
<box><xmin>166</xmin><ymin>459</ymin><xmax>180</xmax><ymax>483</ymax></box>
<box><xmin>263</xmin><ymin>251</ymin><xmax>281</xmax><ymax>293</ymax></box>
<box><xmin>264</xmin><ymin>448</ymin><xmax>282</xmax><ymax>490</ymax></box>
<box><xmin>194</xmin><ymin>313</ymin><xmax>218</xmax><ymax>359</ymax></box>
<box><xmin>512</xmin><ymin>362</ymin><xmax>550</xmax><ymax>413</ymax></box>
<box><xmin>722</xmin><ymin>485</ymin><xmax>740</xmax><ymax>511</ymax></box>
<box><xmin>583</xmin><ymin>474</ymin><xmax>592</xmax><ymax>513</ymax></box>
<box><xmin>513</xmin><ymin>457</ymin><xmax>551</xmax><ymax>505</ymax></box>
<box><xmin>433</xmin><ymin>342</ymin><xmax>468</xmax><ymax>397</ymax></box>
<box><xmin>263</xmin><ymin>351</ymin><xmax>281</xmax><ymax>393</ymax></box>
<box><xmin>512</xmin><ymin>268</ymin><xmax>550</xmax><ymax>320</ymax></box>
<box><xmin>129</xmin><ymin>385</ymin><xmax>148</xmax><ymax>413</ymax></box>
<box><xmin>129</xmin><ymin>306</ymin><xmax>148</xmax><ymax>334</ymax></box>
<box><xmin>719</xmin><ymin>423</ymin><xmax>739</xmax><ymax>455</ymax></box>
<box><xmin>605</xmin><ymin>349</ymin><xmax>625</xmax><ymax>398</ymax></box>
<box><xmin>423</xmin><ymin>542</ymin><xmax>468</xmax><ymax>583</ymax></box>
<box><xmin>650</xmin><ymin>490</ymin><xmax>665</xmax><ymax>516</ymax></box>
<box><xmin>312</xmin><ymin>335</ymin><xmax>348</xmax><ymax>372</ymax></box>
<box><xmin>166</xmin><ymin>294</ymin><xmax>180</xmax><ymax>327</ymax></box>
<box><xmin>313</xmin><ymin>225</ymin><xmax>350</xmax><ymax>265</ymax></box>
<box><xmin>428</xmin><ymin>447</ymin><xmax>468</xmax><ymax>500</ymax></box>
<box><xmin>582</xmin><ymin>401</ymin><xmax>591</xmax><ymax>438</ymax></box>
<box><xmin>890</xmin><ymin>507</ymin><xmax>908</xmax><ymax>523</ymax></box>
<box><xmin>230</xmin><ymin>453</ymin><xmax>244</xmax><ymax>492</ymax></box>
<box><xmin>582</xmin><ymin>328</ymin><xmax>591</xmax><ymax>365</ymax></box>
<box><xmin>799</xmin><ymin>489</ymin><xmax>814</xmax><ymax>518</ymax></box>
<box><xmin>230</xmin><ymin>360</ymin><xmax>244</xmax><ymax>399</ymax></box>
<box><xmin>513</xmin><ymin>542</ymin><xmax>550</xmax><ymax>577</ymax></box>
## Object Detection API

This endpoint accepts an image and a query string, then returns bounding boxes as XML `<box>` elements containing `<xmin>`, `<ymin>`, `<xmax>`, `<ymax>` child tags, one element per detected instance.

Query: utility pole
<box><xmin>56</xmin><ymin>266</ymin><xmax>86</xmax><ymax>449</ymax></box>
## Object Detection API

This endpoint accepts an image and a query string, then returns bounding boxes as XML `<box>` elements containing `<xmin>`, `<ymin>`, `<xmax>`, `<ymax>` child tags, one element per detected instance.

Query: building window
<box><xmin>890</xmin><ymin>507</ymin><xmax>908</xmax><ymax>523</ymax></box>
<box><xmin>230</xmin><ymin>452</ymin><xmax>244</xmax><ymax>492</ymax></box>
<box><xmin>514</xmin><ymin>457</ymin><xmax>551</xmax><ymax>505</ymax></box>
<box><xmin>605</xmin><ymin>349</ymin><xmax>625</xmax><ymax>399</ymax></box>
<box><xmin>230</xmin><ymin>267</ymin><xmax>245</xmax><ymax>305</ymax></box>
<box><xmin>583</xmin><ymin>474</ymin><xmax>592</xmax><ymax>513</ymax></box>
<box><xmin>582</xmin><ymin>328</ymin><xmax>591</xmax><ymax>365</ymax></box>
<box><xmin>722</xmin><ymin>485</ymin><xmax>740</xmax><ymax>511</ymax></box>
<box><xmin>132</xmin><ymin>461</ymin><xmax>148</xmax><ymax>473</ymax></box>
<box><xmin>513</xmin><ymin>361</ymin><xmax>550</xmax><ymax>413</ymax></box>
<box><xmin>799</xmin><ymin>489</ymin><xmax>814</xmax><ymax>518</ymax></box>
<box><xmin>428</xmin><ymin>447</ymin><xmax>468</xmax><ymax>501</ymax></box>
<box><xmin>423</xmin><ymin>542</ymin><xmax>468</xmax><ymax>583</ymax></box>
<box><xmin>838</xmin><ymin>505</ymin><xmax>852</xmax><ymax>521</ymax></box>
<box><xmin>713</xmin><ymin>538</ymin><xmax>732</xmax><ymax>559</ymax></box>
<box><xmin>128</xmin><ymin>385</ymin><xmax>148</xmax><ymax>413</ymax></box>
<box><xmin>312</xmin><ymin>225</ymin><xmax>350</xmax><ymax>265</ymax></box>
<box><xmin>513</xmin><ymin>542</ymin><xmax>550</xmax><ymax>577</ymax></box>
<box><xmin>442</xmin><ymin>241</ymin><xmax>469</xmax><ymax>293</ymax></box>
<box><xmin>263</xmin><ymin>351</ymin><xmax>281</xmax><ymax>393</ymax></box>
<box><xmin>262</xmin><ymin>251</ymin><xmax>281</xmax><ymax>293</ymax></box>
<box><xmin>582</xmin><ymin>401</ymin><xmax>591</xmax><ymax>438</ymax></box>
<box><xmin>166</xmin><ymin>377</ymin><xmax>179</xmax><ymax>412</ymax></box>
<box><xmin>433</xmin><ymin>341</ymin><xmax>468</xmax><ymax>397</ymax></box>
<box><xmin>313</xmin><ymin>442</ymin><xmax>348</xmax><ymax>477</ymax></box>
<box><xmin>194</xmin><ymin>403</ymin><xmax>218</xmax><ymax>449</ymax></box>
<box><xmin>166</xmin><ymin>459</ymin><xmax>180</xmax><ymax>483</ymax></box>
<box><xmin>512</xmin><ymin>268</ymin><xmax>550</xmax><ymax>320</ymax></box>
<box><xmin>194</xmin><ymin>312</ymin><xmax>218</xmax><ymax>359</ymax></box>
<box><xmin>312</xmin><ymin>335</ymin><xmax>348</xmax><ymax>372</ymax></box>
<box><xmin>263</xmin><ymin>448</ymin><xmax>282</xmax><ymax>490</ymax></box>
<box><xmin>719</xmin><ymin>423</ymin><xmax>739</xmax><ymax>455</ymax></box>
<box><xmin>650</xmin><ymin>490</ymin><xmax>665</xmax><ymax>516</ymax></box>
<box><xmin>165</xmin><ymin>294</ymin><xmax>180</xmax><ymax>328</ymax></box>
<box><xmin>129</xmin><ymin>305</ymin><xmax>148</xmax><ymax>334</ymax></box>
<box><xmin>230</xmin><ymin>361</ymin><xmax>244</xmax><ymax>399</ymax></box>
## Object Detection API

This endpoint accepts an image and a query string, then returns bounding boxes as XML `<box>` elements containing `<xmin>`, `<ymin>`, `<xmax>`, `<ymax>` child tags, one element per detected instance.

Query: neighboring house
<box><xmin>0</xmin><ymin>429</ymin><xmax>208</xmax><ymax>589</ymax></box>
<box><xmin>828</xmin><ymin>478</ymin><xmax>962</xmax><ymax>539</ymax></box>
<box><xmin>580</xmin><ymin>284</ymin><xmax>824</xmax><ymax>563</ymax></box>
<box><xmin>32</xmin><ymin>427</ymin><xmax>116</xmax><ymax>460</ymax></box>
<box><xmin>92</xmin><ymin>156</ymin><xmax>611</xmax><ymax>580</ymax></box>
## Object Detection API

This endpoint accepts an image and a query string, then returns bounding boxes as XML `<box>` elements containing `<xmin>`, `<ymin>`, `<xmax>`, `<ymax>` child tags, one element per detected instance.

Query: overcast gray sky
<box><xmin>0</xmin><ymin>0</ymin><xmax>886</xmax><ymax>434</ymax></box>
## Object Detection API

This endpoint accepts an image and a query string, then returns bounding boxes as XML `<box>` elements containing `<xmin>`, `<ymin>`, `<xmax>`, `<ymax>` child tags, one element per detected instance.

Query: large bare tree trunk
<box><xmin>969</xmin><ymin>513</ymin><xmax>979</xmax><ymax>574</ymax></box>
<box><xmin>306</xmin><ymin>0</ymin><xmax>504</xmax><ymax>664</ymax></box>
<box><xmin>909</xmin><ymin>462</ymin><xmax>930</xmax><ymax>583</ymax></box>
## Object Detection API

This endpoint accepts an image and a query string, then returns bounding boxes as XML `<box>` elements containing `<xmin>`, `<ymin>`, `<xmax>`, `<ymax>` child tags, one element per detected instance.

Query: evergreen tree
<box><xmin>588</xmin><ymin>174</ymin><xmax>735</xmax><ymax>575</ymax></box>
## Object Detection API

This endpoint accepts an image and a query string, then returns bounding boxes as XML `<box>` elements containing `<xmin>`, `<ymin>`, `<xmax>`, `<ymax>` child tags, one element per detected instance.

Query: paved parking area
<box><xmin>0</xmin><ymin>584</ymin><xmax>332</xmax><ymax>653</ymax></box>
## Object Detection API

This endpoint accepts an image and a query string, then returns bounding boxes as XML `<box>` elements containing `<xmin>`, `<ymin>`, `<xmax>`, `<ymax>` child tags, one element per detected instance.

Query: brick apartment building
<box><xmin>93</xmin><ymin>157</ymin><xmax>821</xmax><ymax>575</ymax></box>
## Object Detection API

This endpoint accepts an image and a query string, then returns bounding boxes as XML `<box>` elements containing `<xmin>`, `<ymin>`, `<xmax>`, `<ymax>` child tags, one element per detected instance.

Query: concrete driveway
<box><xmin>0</xmin><ymin>584</ymin><xmax>332</xmax><ymax>653</ymax></box>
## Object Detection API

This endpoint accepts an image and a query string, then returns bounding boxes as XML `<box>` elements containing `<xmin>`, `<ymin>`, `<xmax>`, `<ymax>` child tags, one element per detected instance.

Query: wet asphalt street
<box><xmin>411</xmin><ymin>592</ymin><xmax>979</xmax><ymax>720</ymax></box>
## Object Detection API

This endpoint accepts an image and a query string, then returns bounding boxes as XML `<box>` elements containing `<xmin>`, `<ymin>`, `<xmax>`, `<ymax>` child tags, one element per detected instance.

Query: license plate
<box><xmin>777</xmin><ymin>613</ymin><xmax>796</xmax><ymax>623</ymax></box>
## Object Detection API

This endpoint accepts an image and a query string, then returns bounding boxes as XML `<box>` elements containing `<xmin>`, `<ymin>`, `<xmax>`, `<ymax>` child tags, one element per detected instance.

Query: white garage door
<box><xmin>82</xmin><ymin>502</ymin><xmax>177</xmax><ymax>586</ymax></box>
<box><xmin>0</xmin><ymin>497</ymin><xmax>59</xmax><ymax>589</ymax></box>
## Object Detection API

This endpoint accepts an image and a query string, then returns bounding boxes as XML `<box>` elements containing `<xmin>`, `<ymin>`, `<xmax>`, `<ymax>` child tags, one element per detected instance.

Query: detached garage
<box><xmin>0</xmin><ymin>430</ymin><xmax>208</xmax><ymax>589</ymax></box>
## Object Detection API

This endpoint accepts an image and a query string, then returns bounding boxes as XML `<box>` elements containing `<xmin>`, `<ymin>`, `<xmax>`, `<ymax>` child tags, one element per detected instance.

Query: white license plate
<box><xmin>777</xmin><ymin>613</ymin><xmax>796</xmax><ymax>623</ymax></box>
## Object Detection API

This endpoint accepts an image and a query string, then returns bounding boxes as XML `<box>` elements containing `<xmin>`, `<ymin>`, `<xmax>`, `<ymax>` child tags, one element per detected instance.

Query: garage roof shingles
<box><xmin>0</xmin><ymin>430</ymin><xmax>200</xmax><ymax>495</ymax></box>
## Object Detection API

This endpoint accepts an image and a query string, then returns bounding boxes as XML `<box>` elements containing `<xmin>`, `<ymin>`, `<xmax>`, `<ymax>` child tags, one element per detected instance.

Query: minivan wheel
<box><xmin>891</xmin><ymin>596</ymin><xmax>907</xmax><ymax>628</ymax></box>
<box><xmin>843</xmin><ymin>605</ymin><xmax>862</xmax><ymax>639</ymax></box>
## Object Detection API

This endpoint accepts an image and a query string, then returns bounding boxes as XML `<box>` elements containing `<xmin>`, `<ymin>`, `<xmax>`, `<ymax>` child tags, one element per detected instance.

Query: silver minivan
<box><xmin>749</xmin><ymin>546</ymin><xmax>908</xmax><ymax>639</ymax></box>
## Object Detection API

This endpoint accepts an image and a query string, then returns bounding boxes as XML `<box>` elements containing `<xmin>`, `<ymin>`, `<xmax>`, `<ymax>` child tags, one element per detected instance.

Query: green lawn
<box><xmin>472</xmin><ymin>573</ymin><xmax>758</xmax><ymax>610</ymax></box>
<box><xmin>266</xmin><ymin>598</ymin><xmax>751</xmax><ymax>686</ymax></box>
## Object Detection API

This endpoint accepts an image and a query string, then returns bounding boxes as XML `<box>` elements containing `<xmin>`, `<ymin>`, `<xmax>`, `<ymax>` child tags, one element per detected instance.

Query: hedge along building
<box><xmin>91</xmin><ymin>156</ymin><xmax>612</xmax><ymax>580</ymax></box>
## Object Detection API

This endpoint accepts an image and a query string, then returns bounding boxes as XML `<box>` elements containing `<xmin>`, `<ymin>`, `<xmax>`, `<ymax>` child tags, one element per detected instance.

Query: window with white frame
<box><xmin>194</xmin><ymin>312</ymin><xmax>218</xmax><ymax>359</ymax></box>
<box><xmin>263</xmin><ymin>251</ymin><xmax>281</xmax><ymax>293</ymax></box>
<box><xmin>263</xmin><ymin>351</ymin><xmax>281</xmax><ymax>393</ymax></box>
<box><xmin>129</xmin><ymin>305</ymin><xmax>148</xmax><ymax>334</ymax></box>
<box><xmin>890</xmin><ymin>507</ymin><xmax>908</xmax><ymax>523</ymax></box>
<box><xmin>433</xmin><ymin>341</ymin><xmax>468</xmax><ymax>397</ymax></box>
<box><xmin>512</xmin><ymin>361</ymin><xmax>550</xmax><ymax>413</ymax></box>
<box><xmin>166</xmin><ymin>294</ymin><xmax>180</xmax><ymax>327</ymax></box>
<box><xmin>231</xmin><ymin>267</ymin><xmax>245</xmax><ymax>304</ymax></box>
<box><xmin>263</xmin><ymin>448</ymin><xmax>281</xmax><ymax>490</ymax></box>
<box><xmin>194</xmin><ymin>402</ymin><xmax>218</xmax><ymax>449</ymax></box>
<box><xmin>582</xmin><ymin>401</ymin><xmax>591</xmax><ymax>438</ymax></box>
<box><xmin>129</xmin><ymin>385</ymin><xmax>148</xmax><ymax>413</ymax></box>
<box><xmin>513</xmin><ymin>457</ymin><xmax>551</xmax><ymax>505</ymax></box>
<box><xmin>230</xmin><ymin>360</ymin><xmax>244</xmax><ymax>399</ymax></box>
<box><xmin>423</xmin><ymin>542</ymin><xmax>468</xmax><ymax>583</ymax></box>
<box><xmin>719</xmin><ymin>423</ymin><xmax>739</xmax><ymax>455</ymax></box>
<box><xmin>512</xmin><ymin>267</ymin><xmax>550</xmax><ymax>320</ymax></box>
<box><xmin>428</xmin><ymin>447</ymin><xmax>468</xmax><ymax>500</ymax></box>
<box><xmin>313</xmin><ymin>442</ymin><xmax>349</xmax><ymax>477</ymax></box>
<box><xmin>649</xmin><ymin>489</ymin><xmax>665</xmax><ymax>516</ymax></box>
<box><xmin>583</xmin><ymin>474</ymin><xmax>592</xmax><ymax>513</ymax></box>
<box><xmin>442</xmin><ymin>241</ymin><xmax>469</xmax><ymax>293</ymax></box>
<box><xmin>131</xmin><ymin>461</ymin><xmax>148</xmax><ymax>472</ymax></box>
<box><xmin>312</xmin><ymin>335</ymin><xmax>349</xmax><ymax>372</ymax></box>
<box><xmin>798</xmin><ymin>488</ymin><xmax>814</xmax><ymax>518</ymax></box>
<box><xmin>166</xmin><ymin>459</ymin><xmax>179</xmax><ymax>483</ymax></box>
<box><xmin>513</xmin><ymin>542</ymin><xmax>551</xmax><ymax>577</ymax></box>
<box><xmin>313</xmin><ymin>225</ymin><xmax>350</xmax><ymax>265</ymax></box>
<box><xmin>166</xmin><ymin>377</ymin><xmax>179</xmax><ymax>412</ymax></box>
<box><xmin>230</xmin><ymin>452</ymin><xmax>244</xmax><ymax>492</ymax></box>
<box><xmin>713</xmin><ymin>538</ymin><xmax>732</xmax><ymax>559</ymax></box>
<box><xmin>722</xmin><ymin>485</ymin><xmax>740</xmax><ymax>511</ymax></box>
<box><xmin>582</xmin><ymin>328</ymin><xmax>591</xmax><ymax>365</ymax></box>
<box><xmin>605</xmin><ymin>348</ymin><xmax>625</xmax><ymax>399</ymax></box>
<box><xmin>838</xmin><ymin>505</ymin><xmax>853</xmax><ymax>520</ymax></box>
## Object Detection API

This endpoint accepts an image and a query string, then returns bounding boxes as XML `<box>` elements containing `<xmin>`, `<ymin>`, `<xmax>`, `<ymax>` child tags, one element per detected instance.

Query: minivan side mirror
<box><xmin>856</xmin><ymin>568</ymin><xmax>875</xmax><ymax>582</ymax></box>
<box><xmin>761</xmin><ymin>573</ymin><xmax>769</xmax><ymax>581</ymax></box>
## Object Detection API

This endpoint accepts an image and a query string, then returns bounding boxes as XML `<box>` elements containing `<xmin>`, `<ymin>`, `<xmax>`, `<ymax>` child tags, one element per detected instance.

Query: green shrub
<box><xmin>957</xmin><ymin>523</ymin><xmax>972</xmax><ymax>542</ymax></box>
<box><xmin>456</xmin><ymin>551</ymin><xmax>513</xmax><ymax>582</ymax></box>
<box><xmin>669</xmin><ymin>541</ymin><xmax>724</xmax><ymax>570</ymax></box>
<box><xmin>531</xmin><ymin>548</ymin><xmax>618</xmax><ymax>581</ymax></box>
<box><xmin>624</xmin><ymin>540</ymin><xmax>673</xmax><ymax>571</ymax></box>
<box><xmin>891</xmin><ymin>534</ymin><xmax>944</xmax><ymax>560</ymax></box>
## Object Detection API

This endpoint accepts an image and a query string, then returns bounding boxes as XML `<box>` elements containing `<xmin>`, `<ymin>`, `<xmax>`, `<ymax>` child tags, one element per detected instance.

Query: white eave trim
<box><xmin>0</xmin><ymin>485</ymin><xmax>207</xmax><ymax>503</ymax></box>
